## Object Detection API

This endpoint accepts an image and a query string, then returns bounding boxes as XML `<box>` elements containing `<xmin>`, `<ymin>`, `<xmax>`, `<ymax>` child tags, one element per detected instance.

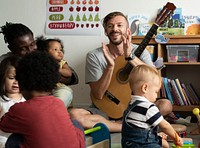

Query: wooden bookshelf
<box><xmin>132</xmin><ymin>35</ymin><xmax>200</xmax><ymax>111</ymax></box>
<box><xmin>173</xmin><ymin>105</ymin><xmax>200</xmax><ymax>112</ymax></box>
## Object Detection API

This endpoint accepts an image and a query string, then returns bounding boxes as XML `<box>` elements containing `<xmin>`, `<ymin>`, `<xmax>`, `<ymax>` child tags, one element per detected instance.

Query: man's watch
<box><xmin>125</xmin><ymin>53</ymin><xmax>135</xmax><ymax>61</ymax></box>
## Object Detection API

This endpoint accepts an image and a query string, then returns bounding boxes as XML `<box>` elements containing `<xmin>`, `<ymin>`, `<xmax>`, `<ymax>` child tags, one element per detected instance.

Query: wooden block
<box><xmin>87</xmin><ymin>139</ymin><xmax>109</xmax><ymax>148</ymax></box>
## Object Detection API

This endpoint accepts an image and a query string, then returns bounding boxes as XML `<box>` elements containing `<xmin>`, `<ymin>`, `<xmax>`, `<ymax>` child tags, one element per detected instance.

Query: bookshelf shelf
<box><xmin>132</xmin><ymin>35</ymin><xmax>200</xmax><ymax>112</ymax></box>
<box><xmin>164</xmin><ymin>62</ymin><xmax>200</xmax><ymax>65</ymax></box>
<box><xmin>173</xmin><ymin>105</ymin><xmax>200</xmax><ymax>112</ymax></box>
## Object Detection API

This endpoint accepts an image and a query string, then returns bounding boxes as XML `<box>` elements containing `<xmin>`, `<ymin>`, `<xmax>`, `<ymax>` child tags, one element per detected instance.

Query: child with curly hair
<box><xmin>0</xmin><ymin>56</ymin><xmax>26</xmax><ymax>147</ymax></box>
<box><xmin>122</xmin><ymin>65</ymin><xmax>183</xmax><ymax>148</ymax></box>
<box><xmin>36</xmin><ymin>36</ymin><xmax>78</xmax><ymax>108</ymax></box>
<box><xmin>0</xmin><ymin>51</ymin><xmax>85</xmax><ymax>148</ymax></box>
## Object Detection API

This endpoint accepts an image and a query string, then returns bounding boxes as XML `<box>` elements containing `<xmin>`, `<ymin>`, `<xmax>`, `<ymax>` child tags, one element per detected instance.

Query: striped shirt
<box><xmin>125</xmin><ymin>95</ymin><xmax>163</xmax><ymax>129</ymax></box>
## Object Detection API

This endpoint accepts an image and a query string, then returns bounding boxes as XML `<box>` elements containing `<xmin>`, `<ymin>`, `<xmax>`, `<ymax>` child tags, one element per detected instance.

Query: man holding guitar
<box><xmin>70</xmin><ymin>5</ymin><xmax>175</xmax><ymax>132</ymax></box>
<box><xmin>86</xmin><ymin>11</ymin><xmax>172</xmax><ymax>122</ymax></box>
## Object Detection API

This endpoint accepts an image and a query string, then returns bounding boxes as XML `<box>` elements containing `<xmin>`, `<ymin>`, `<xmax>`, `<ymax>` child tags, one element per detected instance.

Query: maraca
<box><xmin>193</xmin><ymin>108</ymin><xmax>200</xmax><ymax>123</ymax></box>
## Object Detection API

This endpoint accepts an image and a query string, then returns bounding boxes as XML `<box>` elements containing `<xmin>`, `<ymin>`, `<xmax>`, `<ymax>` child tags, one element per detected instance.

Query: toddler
<box><xmin>37</xmin><ymin>36</ymin><xmax>77</xmax><ymax>108</ymax></box>
<box><xmin>122</xmin><ymin>65</ymin><xmax>183</xmax><ymax>148</ymax></box>
<box><xmin>0</xmin><ymin>56</ymin><xmax>26</xmax><ymax>147</ymax></box>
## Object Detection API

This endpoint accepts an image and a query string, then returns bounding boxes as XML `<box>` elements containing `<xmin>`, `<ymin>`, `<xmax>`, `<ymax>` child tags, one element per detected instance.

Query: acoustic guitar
<box><xmin>91</xmin><ymin>2</ymin><xmax>176</xmax><ymax>119</ymax></box>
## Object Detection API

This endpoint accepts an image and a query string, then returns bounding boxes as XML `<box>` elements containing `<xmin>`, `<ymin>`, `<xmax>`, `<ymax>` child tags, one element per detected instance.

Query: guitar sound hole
<box><xmin>117</xmin><ymin>69</ymin><xmax>129</xmax><ymax>84</ymax></box>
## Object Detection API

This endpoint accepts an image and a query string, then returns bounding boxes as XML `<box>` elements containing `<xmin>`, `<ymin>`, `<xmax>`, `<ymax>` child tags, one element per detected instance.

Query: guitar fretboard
<box><xmin>123</xmin><ymin>23</ymin><xmax>159</xmax><ymax>75</ymax></box>
<box><xmin>134</xmin><ymin>23</ymin><xmax>158</xmax><ymax>57</ymax></box>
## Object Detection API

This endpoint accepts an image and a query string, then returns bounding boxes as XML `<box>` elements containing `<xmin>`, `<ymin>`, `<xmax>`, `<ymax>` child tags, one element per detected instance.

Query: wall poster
<box><xmin>46</xmin><ymin>0</ymin><xmax>101</xmax><ymax>35</ymax></box>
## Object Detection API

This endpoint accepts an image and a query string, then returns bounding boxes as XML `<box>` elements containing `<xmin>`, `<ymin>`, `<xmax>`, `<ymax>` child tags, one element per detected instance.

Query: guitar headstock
<box><xmin>155</xmin><ymin>2</ymin><xmax>176</xmax><ymax>26</ymax></box>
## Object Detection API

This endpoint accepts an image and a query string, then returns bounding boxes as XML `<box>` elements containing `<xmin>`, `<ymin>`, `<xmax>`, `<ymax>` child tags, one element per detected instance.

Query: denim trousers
<box><xmin>121</xmin><ymin>100</ymin><xmax>162</xmax><ymax>148</ymax></box>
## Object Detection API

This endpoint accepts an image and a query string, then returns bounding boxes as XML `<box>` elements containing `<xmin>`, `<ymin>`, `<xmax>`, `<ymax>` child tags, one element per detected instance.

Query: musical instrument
<box><xmin>91</xmin><ymin>2</ymin><xmax>176</xmax><ymax>119</ymax></box>
<box><xmin>193</xmin><ymin>108</ymin><xmax>200</xmax><ymax>123</ymax></box>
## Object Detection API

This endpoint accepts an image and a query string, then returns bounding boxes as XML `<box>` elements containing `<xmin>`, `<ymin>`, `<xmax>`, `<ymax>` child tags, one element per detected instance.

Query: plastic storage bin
<box><xmin>166</xmin><ymin>45</ymin><xmax>199</xmax><ymax>62</ymax></box>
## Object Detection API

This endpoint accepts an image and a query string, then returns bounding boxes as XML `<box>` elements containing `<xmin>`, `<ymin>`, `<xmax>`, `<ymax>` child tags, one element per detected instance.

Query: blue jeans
<box><xmin>122</xmin><ymin>124</ymin><xmax>162</xmax><ymax>148</ymax></box>
<box><xmin>121</xmin><ymin>100</ymin><xmax>162</xmax><ymax>148</ymax></box>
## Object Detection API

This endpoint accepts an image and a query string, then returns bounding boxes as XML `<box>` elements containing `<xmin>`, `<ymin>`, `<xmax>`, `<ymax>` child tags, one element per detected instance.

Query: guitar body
<box><xmin>91</xmin><ymin>2</ymin><xmax>176</xmax><ymax>119</ymax></box>
<box><xmin>92</xmin><ymin>56</ymin><xmax>131</xmax><ymax>119</ymax></box>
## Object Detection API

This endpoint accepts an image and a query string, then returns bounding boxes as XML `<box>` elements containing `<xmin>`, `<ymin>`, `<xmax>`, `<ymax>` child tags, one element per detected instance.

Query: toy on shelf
<box><xmin>193</xmin><ymin>108</ymin><xmax>200</xmax><ymax>123</ymax></box>
<box><xmin>189</xmin><ymin>108</ymin><xmax>200</xmax><ymax>135</ymax></box>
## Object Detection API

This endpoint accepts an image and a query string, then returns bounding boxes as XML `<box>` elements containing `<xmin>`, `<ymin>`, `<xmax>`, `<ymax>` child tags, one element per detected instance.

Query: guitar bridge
<box><xmin>105</xmin><ymin>91</ymin><xmax>120</xmax><ymax>105</ymax></box>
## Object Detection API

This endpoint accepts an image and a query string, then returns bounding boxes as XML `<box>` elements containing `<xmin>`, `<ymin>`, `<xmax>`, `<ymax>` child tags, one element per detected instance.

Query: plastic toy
<box><xmin>193</xmin><ymin>108</ymin><xmax>200</xmax><ymax>123</ymax></box>
<box><xmin>172</xmin><ymin>136</ymin><xmax>195</xmax><ymax>148</ymax></box>
<box><xmin>84</xmin><ymin>123</ymin><xmax>111</xmax><ymax>148</ymax></box>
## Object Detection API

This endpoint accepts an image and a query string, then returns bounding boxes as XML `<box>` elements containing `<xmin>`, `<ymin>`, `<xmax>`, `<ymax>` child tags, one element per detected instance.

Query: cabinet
<box><xmin>132</xmin><ymin>35</ymin><xmax>200</xmax><ymax>112</ymax></box>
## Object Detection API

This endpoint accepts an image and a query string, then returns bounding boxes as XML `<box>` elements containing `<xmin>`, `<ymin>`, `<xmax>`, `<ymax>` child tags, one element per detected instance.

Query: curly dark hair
<box><xmin>0</xmin><ymin>22</ymin><xmax>33</xmax><ymax>45</ymax></box>
<box><xmin>36</xmin><ymin>35</ymin><xmax>64</xmax><ymax>53</ymax></box>
<box><xmin>16</xmin><ymin>51</ymin><xmax>60</xmax><ymax>92</ymax></box>
<box><xmin>0</xmin><ymin>56</ymin><xmax>21</xmax><ymax>100</ymax></box>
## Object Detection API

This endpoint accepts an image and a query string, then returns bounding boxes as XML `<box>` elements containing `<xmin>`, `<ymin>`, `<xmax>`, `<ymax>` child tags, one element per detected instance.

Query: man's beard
<box><xmin>108</xmin><ymin>31</ymin><xmax>123</xmax><ymax>45</ymax></box>
<box><xmin>108</xmin><ymin>35</ymin><xmax>122</xmax><ymax>45</ymax></box>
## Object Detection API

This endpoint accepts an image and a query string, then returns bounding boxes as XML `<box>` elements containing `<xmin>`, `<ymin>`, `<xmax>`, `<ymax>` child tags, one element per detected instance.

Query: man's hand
<box><xmin>102</xmin><ymin>43</ymin><xmax>115</xmax><ymax>68</ymax></box>
<box><xmin>122</xmin><ymin>28</ymin><xmax>132</xmax><ymax>57</ymax></box>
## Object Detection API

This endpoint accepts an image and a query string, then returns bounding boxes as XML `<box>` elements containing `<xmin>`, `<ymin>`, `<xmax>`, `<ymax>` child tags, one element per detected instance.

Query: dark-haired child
<box><xmin>0</xmin><ymin>51</ymin><xmax>85</xmax><ymax>148</ymax></box>
<box><xmin>0</xmin><ymin>56</ymin><xmax>26</xmax><ymax>147</ymax></box>
<box><xmin>36</xmin><ymin>36</ymin><xmax>77</xmax><ymax>108</ymax></box>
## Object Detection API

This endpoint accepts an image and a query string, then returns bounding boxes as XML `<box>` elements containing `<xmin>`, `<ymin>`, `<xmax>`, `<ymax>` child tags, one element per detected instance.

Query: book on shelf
<box><xmin>185</xmin><ymin>84</ymin><xmax>200</xmax><ymax>105</ymax></box>
<box><xmin>163</xmin><ymin>77</ymin><xmax>174</xmax><ymax>105</ymax></box>
<box><xmin>181</xmin><ymin>85</ymin><xmax>192</xmax><ymax>105</ymax></box>
<box><xmin>181</xmin><ymin>83</ymin><xmax>196</xmax><ymax>105</ymax></box>
<box><xmin>174</xmin><ymin>78</ymin><xmax>188</xmax><ymax>106</ymax></box>
<box><xmin>157</xmin><ymin>8</ymin><xmax>184</xmax><ymax>35</ymax></box>
<box><xmin>183</xmin><ymin>15</ymin><xmax>200</xmax><ymax>35</ymax></box>
<box><xmin>161</xmin><ymin>77</ymin><xmax>200</xmax><ymax>106</ymax></box>
<box><xmin>170</xmin><ymin>79</ymin><xmax>182</xmax><ymax>105</ymax></box>
<box><xmin>127</xmin><ymin>14</ymin><xmax>151</xmax><ymax>36</ymax></box>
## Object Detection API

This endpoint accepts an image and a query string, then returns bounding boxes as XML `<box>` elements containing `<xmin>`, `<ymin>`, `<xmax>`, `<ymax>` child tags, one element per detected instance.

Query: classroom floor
<box><xmin>110</xmin><ymin>123</ymin><xmax>200</xmax><ymax>148</ymax></box>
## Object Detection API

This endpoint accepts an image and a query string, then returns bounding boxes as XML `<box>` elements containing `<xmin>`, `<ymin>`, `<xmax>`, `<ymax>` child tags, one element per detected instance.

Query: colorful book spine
<box><xmin>163</xmin><ymin>77</ymin><xmax>174</xmax><ymax>105</ymax></box>
<box><xmin>174</xmin><ymin>78</ymin><xmax>188</xmax><ymax>106</ymax></box>
<box><xmin>186</xmin><ymin>84</ymin><xmax>200</xmax><ymax>105</ymax></box>
<box><xmin>170</xmin><ymin>79</ymin><xmax>184</xmax><ymax>106</ymax></box>
<box><xmin>181</xmin><ymin>83</ymin><xmax>195</xmax><ymax>105</ymax></box>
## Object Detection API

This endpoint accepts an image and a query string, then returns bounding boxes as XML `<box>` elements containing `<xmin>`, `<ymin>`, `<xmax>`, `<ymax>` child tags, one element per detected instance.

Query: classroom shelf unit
<box><xmin>132</xmin><ymin>35</ymin><xmax>200</xmax><ymax>112</ymax></box>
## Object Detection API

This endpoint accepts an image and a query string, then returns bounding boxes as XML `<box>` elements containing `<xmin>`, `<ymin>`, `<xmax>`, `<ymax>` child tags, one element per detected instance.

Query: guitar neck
<box><xmin>134</xmin><ymin>23</ymin><xmax>158</xmax><ymax>57</ymax></box>
<box><xmin>123</xmin><ymin>23</ymin><xmax>159</xmax><ymax>74</ymax></box>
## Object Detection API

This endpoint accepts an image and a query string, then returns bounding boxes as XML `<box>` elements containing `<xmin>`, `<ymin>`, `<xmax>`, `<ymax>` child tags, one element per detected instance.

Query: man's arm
<box><xmin>89</xmin><ymin>43</ymin><xmax>115</xmax><ymax>100</ymax></box>
<box><xmin>89</xmin><ymin>65</ymin><xmax>114</xmax><ymax>100</ymax></box>
<box><xmin>122</xmin><ymin>29</ymin><xmax>154</xmax><ymax>67</ymax></box>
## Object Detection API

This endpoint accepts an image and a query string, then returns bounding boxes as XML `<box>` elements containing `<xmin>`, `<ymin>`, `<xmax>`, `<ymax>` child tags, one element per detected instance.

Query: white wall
<box><xmin>0</xmin><ymin>0</ymin><xmax>199</xmax><ymax>107</ymax></box>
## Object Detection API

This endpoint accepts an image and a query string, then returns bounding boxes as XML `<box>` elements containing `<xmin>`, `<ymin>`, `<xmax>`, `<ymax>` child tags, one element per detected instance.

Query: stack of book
<box><xmin>161</xmin><ymin>77</ymin><xmax>200</xmax><ymax>106</ymax></box>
